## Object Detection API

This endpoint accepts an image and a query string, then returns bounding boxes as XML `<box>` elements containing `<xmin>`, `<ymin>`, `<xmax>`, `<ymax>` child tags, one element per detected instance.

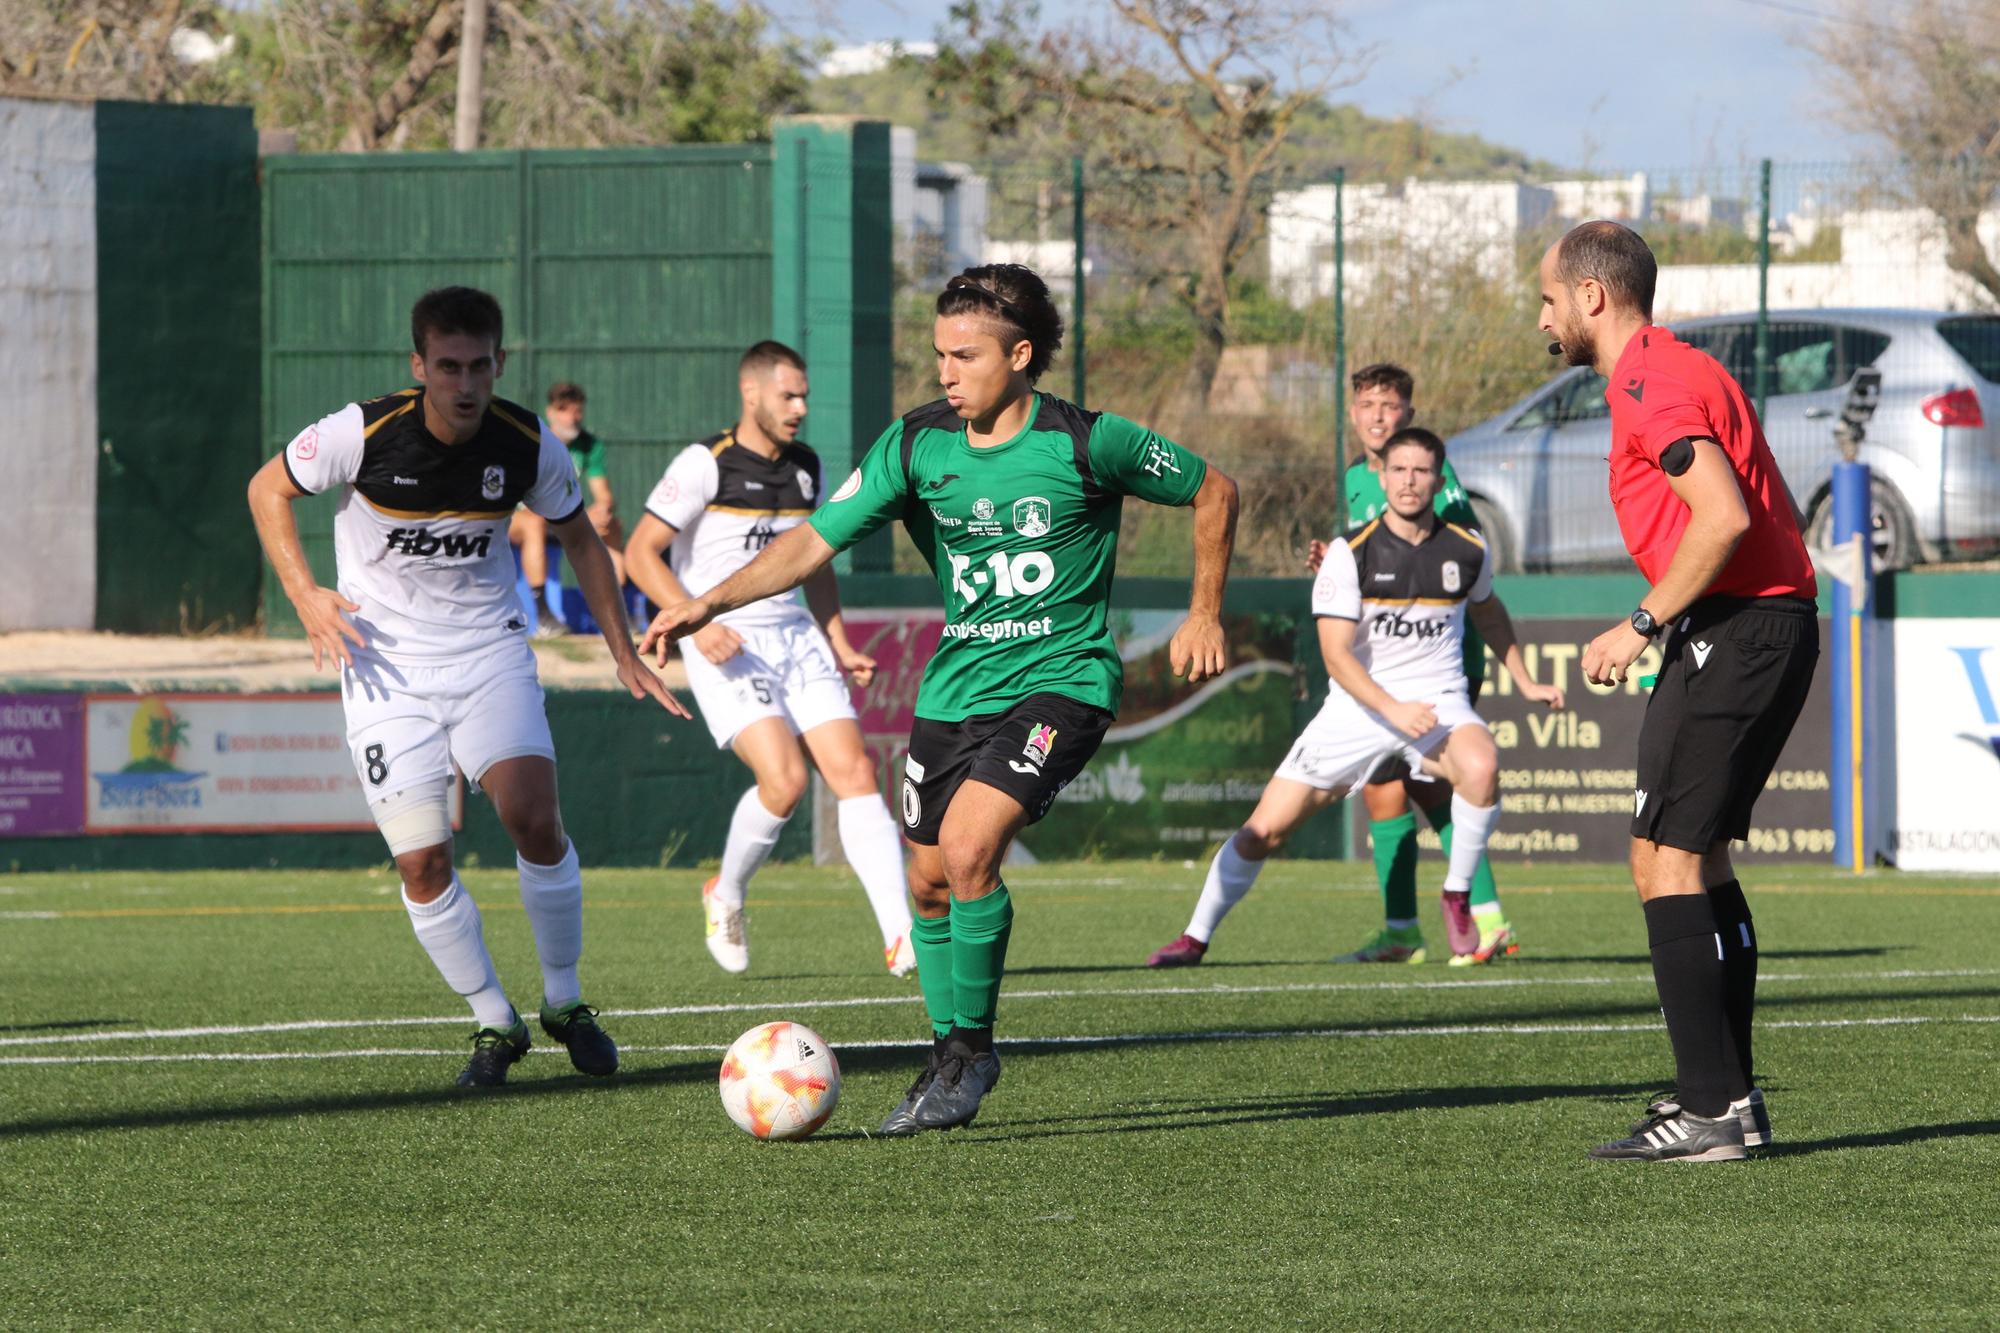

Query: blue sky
<box><xmin>776</xmin><ymin>0</ymin><xmax>1869</xmax><ymax>172</ymax></box>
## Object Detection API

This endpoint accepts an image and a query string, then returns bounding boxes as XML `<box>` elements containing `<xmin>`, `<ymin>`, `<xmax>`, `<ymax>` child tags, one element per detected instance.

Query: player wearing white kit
<box><xmin>625</xmin><ymin>342</ymin><xmax>915</xmax><ymax>977</ymax></box>
<box><xmin>247</xmin><ymin>286</ymin><xmax>689</xmax><ymax>1088</ymax></box>
<box><xmin>1154</xmin><ymin>428</ymin><xmax>1565</xmax><ymax>957</ymax></box>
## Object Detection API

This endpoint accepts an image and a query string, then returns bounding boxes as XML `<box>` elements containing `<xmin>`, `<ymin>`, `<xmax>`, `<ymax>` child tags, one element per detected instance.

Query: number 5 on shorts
<box><xmin>749</xmin><ymin>678</ymin><xmax>774</xmax><ymax>705</ymax></box>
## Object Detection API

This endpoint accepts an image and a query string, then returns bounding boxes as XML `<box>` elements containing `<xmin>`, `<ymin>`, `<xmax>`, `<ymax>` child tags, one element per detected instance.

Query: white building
<box><xmin>1653</xmin><ymin>206</ymin><xmax>2000</xmax><ymax>319</ymax></box>
<box><xmin>1268</xmin><ymin>178</ymin><xmax>1555</xmax><ymax>306</ymax></box>
<box><xmin>1547</xmin><ymin>172</ymin><xmax>1650</xmax><ymax>223</ymax></box>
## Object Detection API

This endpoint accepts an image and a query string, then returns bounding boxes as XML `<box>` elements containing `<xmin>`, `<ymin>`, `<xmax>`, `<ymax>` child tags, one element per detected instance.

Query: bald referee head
<box><xmin>1537</xmin><ymin>220</ymin><xmax>1658</xmax><ymax>375</ymax></box>
<box><xmin>1535</xmin><ymin>220</ymin><xmax>1819</xmax><ymax>1164</ymax></box>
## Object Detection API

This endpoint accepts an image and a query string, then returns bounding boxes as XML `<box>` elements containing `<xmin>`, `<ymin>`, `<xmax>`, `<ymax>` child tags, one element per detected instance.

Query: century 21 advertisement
<box><xmin>843</xmin><ymin>609</ymin><xmax>1832</xmax><ymax>863</ymax></box>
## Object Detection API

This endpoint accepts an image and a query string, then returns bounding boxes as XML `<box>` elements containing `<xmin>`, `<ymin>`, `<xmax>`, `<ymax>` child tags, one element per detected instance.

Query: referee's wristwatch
<box><xmin>1630</xmin><ymin>607</ymin><xmax>1663</xmax><ymax>639</ymax></box>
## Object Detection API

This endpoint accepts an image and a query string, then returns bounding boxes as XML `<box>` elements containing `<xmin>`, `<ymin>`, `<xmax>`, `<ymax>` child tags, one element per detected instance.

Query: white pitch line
<box><xmin>4</xmin><ymin>964</ymin><xmax>1997</xmax><ymax>1050</ymax></box>
<box><xmin>4</xmin><ymin>1013</ymin><xmax>2000</xmax><ymax>1068</ymax></box>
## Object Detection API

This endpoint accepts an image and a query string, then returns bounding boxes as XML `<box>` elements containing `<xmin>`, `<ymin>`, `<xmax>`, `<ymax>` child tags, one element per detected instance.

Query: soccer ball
<box><xmin>718</xmin><ymin>1021</ymin><xmax>842</xmax><ymax>1141</ymax></box>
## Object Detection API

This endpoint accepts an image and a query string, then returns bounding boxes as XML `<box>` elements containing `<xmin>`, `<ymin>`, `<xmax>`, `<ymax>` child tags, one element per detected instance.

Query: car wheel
<box><xmin>1806</xmin><ymin>479</ymin><xmax>1918</xmax><ymax>571</ymax></box>
<box><xmin>1467</xmin><ymin>496</ymin><xmax>1518</xmax><ymax>573</ymax></box>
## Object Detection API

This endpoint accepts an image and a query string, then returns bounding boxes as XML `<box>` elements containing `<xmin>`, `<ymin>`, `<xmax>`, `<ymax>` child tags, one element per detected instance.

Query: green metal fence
<box><xmin>261</xmin><ymin>144</ymin><xmax>781</xmax><ymax>630</ymax></box>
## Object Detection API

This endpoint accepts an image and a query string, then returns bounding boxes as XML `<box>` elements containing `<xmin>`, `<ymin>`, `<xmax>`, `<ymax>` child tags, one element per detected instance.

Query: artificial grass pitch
<box><xmin>3</xmin><ymin>860</ymin><xmax>1998</xmax><ymax>1328</ymax></box>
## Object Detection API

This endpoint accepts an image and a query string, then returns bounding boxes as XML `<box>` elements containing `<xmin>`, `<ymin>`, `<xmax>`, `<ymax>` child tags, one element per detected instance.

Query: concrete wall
<box><xmin>0</xmin><ymin>99</ymin><xmax>97</xmax><ymax>630</ymax></box>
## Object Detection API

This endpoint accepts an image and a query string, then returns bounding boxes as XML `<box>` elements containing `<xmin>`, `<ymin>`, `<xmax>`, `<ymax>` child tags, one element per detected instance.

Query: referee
<box><xmin>1538</xmin><ymin>222</ymin><xmax>1819</xmax><ymax>1162</ymax></box>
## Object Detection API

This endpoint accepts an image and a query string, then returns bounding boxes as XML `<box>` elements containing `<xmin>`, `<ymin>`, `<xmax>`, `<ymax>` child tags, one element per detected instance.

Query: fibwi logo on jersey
<box><xmin>481</xmin><ymin>465</ymin><xmax>505</xmax><ymax>501</ymax></box>
<box><xmin>384</xmin><ymin>528</ymin><xmax>492</xmax><ymax>559</ymax></box>
<box><xmin>1013</xmin><ymin>496</ymin><xmax>1051</xmax><ymax>538</ymax></box>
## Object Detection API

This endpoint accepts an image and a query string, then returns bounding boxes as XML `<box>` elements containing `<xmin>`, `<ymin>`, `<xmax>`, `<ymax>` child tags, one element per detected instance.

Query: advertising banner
<box><xmin>0</xmin><ymin>694</ymin><xmax>86</xmax><ymax>837</ymax></box>
<box><xmin>1447</xmin><ymin>617</ymin><xmax>1833</xmax><ymax>862</ymax></box>
<box><xmin>840</xmin><ymin>609</ymin><xmax>1301</xmax><ymax>860</ymax></box>
<box><xmin>1886</xmin><ymin>618</ymin><xmax>2000</xmax><ymax>871</ymax></box>
<box><xmin>84</xmin><ymin>693</ymin><xmax>461</xmax><ymax>834</ymax></box>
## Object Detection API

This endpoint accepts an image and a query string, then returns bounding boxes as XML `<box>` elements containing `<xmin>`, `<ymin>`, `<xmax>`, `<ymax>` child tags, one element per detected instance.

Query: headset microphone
<box><xmin>1547</xmin><ymin>341</ymin><xmax>1563</xmax><ymax>356</ymax></box>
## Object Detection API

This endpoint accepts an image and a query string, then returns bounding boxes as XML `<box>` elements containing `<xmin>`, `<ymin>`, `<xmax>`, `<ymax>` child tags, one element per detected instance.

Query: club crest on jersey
<box><xmin>481</xmin><ymin>465</ymin><xmax>505</xmax><ymax>501</ymax></box>
<box><xmin>832</xmin><ymin>469</ymin><xmax>861</xmax><ymax>502</ymax></box>
<box><xmin>1023</xmin><ymin>723</ymin><xmax>1058</xmax><ymax>766</ymax></box>
<box><xmin>796</xmin><ymin>468</ymin><xmax>815</xmax><ymax>501</ymax></box>
<box><xmin>1013</xmin><ymin>496</ymin><xmax>1051</xmax><ymax>538</ymax></box>
<box><xmin>973</xmin><ymin>497</ymin><xmax>995</xmax><ymax>521</ymax></box>
<box><xmin>1442</xmin><ymin>561</ymin><xmax>1461</xmax><ymax>593</ymax></box>
<box><xmin>293</xmin><ymin>425</ymin><xmax>319</xmax><ymax>461</ymax></box>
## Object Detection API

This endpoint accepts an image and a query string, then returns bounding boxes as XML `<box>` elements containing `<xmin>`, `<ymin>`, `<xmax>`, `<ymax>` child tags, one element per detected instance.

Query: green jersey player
<box><xmin>1271</xmin><ymin>363</ymin><xmax>1513</xmax><ymax>969</ymax></box>
<box><xmin>643</xmin><ymin>264</ymin><xmax>1239</xmax><ymax>1132</ymax></box>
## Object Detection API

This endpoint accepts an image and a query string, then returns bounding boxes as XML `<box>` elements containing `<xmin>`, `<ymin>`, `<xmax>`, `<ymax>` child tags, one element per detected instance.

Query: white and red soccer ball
<box><xmin>718</xmin><ymin>1021</ymin><xmax>841</xmax><ymax>1141</ymax></box>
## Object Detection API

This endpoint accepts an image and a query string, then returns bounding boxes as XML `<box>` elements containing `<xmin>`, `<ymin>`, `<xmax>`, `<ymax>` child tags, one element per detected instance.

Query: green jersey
<box><xmin>568</xmin><ymin>429</ymin><xmax>609</xmax><ymax>482</ymax></box>
<box><xmin>1344</xmin><ymin>456</ymin><xmax>1475</xmax><ymax>531</ymax></box>
<box><xmin>1344</xmin><ymin>457</ymin><xmax>1487</xmax><ymax>686</ymax></box>
<box><xmin>810</xmin><ymin>394</ymin><xmax>1206</xmax><ymax>721</ymax></box>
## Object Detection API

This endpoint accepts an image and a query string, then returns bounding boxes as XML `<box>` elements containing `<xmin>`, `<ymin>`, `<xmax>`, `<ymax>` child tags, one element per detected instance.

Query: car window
<box><xmin>1937</xmin><ymin>315</ymin><xmax>2000</xmax><ymax>382</ymax></box>
<box><xmin>1553</xmin><ymin>370</ymin><xmax>1609</xmax><ymax>423</ymax></box>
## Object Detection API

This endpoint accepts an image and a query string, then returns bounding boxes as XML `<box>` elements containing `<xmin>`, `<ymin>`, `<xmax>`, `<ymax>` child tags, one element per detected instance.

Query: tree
<box><xmin>2</xmin><ymin>1</ymin><xmax>808</xmax><ymax>152</ymax></box>
<box><xmin>1807</xmin><ymin>0</ymin><xmax>2000</xmax><ymax>304</ymax></box>
<box><xmin>930</xmin><ymin>0</ymin><xmax>1361</xmax><ymax>412</ymax></box>
<box><xmin>0</xmin><ymin>0</ymin><xmax>247</xmax><ymax>103</ymax></box>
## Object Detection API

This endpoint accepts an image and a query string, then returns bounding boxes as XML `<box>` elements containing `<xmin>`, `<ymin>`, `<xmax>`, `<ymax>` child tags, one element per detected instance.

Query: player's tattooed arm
<box><xmin>1169</xmin><ymin>464</ymin><xmax>1239</xmax><ymax>684</ymax></box>
<box><xmin>550</xmin><ymin>509</ymin><xmax>692</xmax><ymax>719</ymax></box>
<box><xmin>625</xmin><ymin>515</ymin><xmax>743</xmax><ymax>665</ymax></box>
<box><xmin>246</xmin><ymin>456</ymin><xmax>366</xmax><ymax>671</ymax></box>
<box><xmin>802</xmin><ymin>565</ymin><xmax>876</xmax><ymax>688</ymax></box>
<box><xmin>640</xmin><ymin>524</ymin><xmax>837</xmax><ymax>667</ymax></box>
<box><xmin>1319</xmin><ymin>615</ymin><xmax>1436</xmax><ymax>739</ymax></box>
<box><xmin>1468</xmin><ymin>596</ymin><xmax>1566</xmax><ymax>710</ymax></box>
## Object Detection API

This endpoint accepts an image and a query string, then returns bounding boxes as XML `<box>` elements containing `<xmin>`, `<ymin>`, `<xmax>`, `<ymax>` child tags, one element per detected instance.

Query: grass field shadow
<box><xmin>1767</xmin><ymin>1118</ymin><xmax>2000</xmax><ymax>1159</ymax></box>
<box><xmin>0</xmin><ymin>1018</ymin><xmax>135</xmax><ymax>1033</ymax></box>
<box><xmin>0</xmin><ymin>1044</ymin><xmax>930</xmax><ymax>1141</ymax></box>
<box><xmin>961</xmin><ymin>1079</ymin><xmax>1659</xmax><ymax>1143</ymax></box>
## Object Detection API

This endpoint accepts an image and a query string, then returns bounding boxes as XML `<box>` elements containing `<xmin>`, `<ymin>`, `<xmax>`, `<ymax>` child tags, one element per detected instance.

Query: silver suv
<box><xmin>1445</xmin><ymin>309</ymin><xmax>2000</xmax><ymax>571</ymax></box>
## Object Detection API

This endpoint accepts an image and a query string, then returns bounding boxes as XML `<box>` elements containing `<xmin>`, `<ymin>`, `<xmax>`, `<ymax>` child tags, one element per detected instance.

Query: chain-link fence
<box><xmin>885</xmin><ymin>149</ymin><xmax>2000</xmax><ymax>577</ymax></box>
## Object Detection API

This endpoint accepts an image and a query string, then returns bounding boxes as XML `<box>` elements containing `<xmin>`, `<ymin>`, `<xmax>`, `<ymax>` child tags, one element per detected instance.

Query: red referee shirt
<box><xmin>1605</xmin><ymin>326</ymin><xmax>1817</xmax><ymax>599</ymax></box>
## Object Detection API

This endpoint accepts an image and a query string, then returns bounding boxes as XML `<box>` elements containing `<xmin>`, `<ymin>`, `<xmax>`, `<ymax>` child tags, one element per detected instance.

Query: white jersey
<box><xmin>643</xmin><ymin>430</ymin><xmax>823</xmax><ymax>630</ymax></box>
<box><xmin>283</xmin><ymin>388</ymin><xmax>582</xmax><ymax>665</ymax></box>
<box><xmin>1313</xmin><ymin>516</ymin><xmax>1492</xmax><ymax>698</ymax></box>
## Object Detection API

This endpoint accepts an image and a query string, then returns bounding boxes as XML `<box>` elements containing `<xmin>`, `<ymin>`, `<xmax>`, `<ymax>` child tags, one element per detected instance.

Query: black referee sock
<box><xmin>1643</xmin><ymin>893</ymin><xmax>1747</xmax><ymax>1118</ymax></box>
<box><xmin>1707</xmin><ymin>878</ymin><xmax>1758</xmax><ymax>1088</ymax></box>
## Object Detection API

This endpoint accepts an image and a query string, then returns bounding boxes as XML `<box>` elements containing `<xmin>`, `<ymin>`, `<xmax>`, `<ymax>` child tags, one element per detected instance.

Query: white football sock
<box><xmin>1187</xmin><ymin>837</ymin><xmax>1263</xmax><ymax>943</ymax></box>
<box><xmin>403</xmin><ymin>877</ymin><xmax>515</xmax><ymax>1029</ymax></box>
<box><xmin>836</xmin><ymin>795</ymin><xmax>914</xmax><ymax>946</ymax></box>
<box><xmin>715</xmin><ymin>786</ymin><xmax>791</xmax><ymax>910</ymax></box>
<box><xmin>1444</xmin><ymin>793</ymin><xmax>1501</xmax><ymax>893</ymax></box>
<box><xmin>518</xmin><ymin>838</ymin><xmax>584</xmax><ymax>1009</ymax></box>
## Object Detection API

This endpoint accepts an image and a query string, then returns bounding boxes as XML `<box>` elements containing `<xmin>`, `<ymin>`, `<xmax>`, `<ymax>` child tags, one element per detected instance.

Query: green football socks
<box><xmin>910</xmin><ymin>912</ymin><xmax>956</xmax><ymax>1040</ymax></box>
<box><xmin>1369</xmin><ymin>812</ymin><xmax>1420</xmax><ymax>923</ymax></box>
<box><xmin>1427</xmin><ymin>801</ymin><xmax>1499</xmax><ymax>909</ymax></box>
<box><xmin>949</xmin><ymin>883</ymin><xmax>1014</xmax><ymax>1031</ymax></box>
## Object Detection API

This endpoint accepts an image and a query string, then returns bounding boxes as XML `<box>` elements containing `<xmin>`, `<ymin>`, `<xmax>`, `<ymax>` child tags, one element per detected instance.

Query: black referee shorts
<box><xmin>900</xmin><ymin>692</ymin><xmax>1113</xmax><ymax>846</ymax></box>
<box><xmin>1632</xmin><ymin>594</ymin><xmax>1819</xmax><ymax>852</ymax></box>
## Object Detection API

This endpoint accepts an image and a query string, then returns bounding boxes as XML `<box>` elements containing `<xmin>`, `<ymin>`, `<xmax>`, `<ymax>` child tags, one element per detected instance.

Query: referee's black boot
<box><xmin>1590</xmin><ymin>1097</ymin><xmax>1746</xmax><ymax>1163</ymax></box>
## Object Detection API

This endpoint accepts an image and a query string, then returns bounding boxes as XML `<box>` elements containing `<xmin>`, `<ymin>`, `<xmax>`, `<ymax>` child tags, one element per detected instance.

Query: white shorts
<box><xmin>682</xmin><ymin>615</ymin><xmax>858</xmax><ymax>750</ymax></box>
<box><xmin>1273</xmin><ymin>689</ymin><xmax>1486</xmax><ymax>793</ymax></box>
<box><xmin>340</xmin><ymin>637</ymin><xmax>554</xmax><ymax>794</ymax></box>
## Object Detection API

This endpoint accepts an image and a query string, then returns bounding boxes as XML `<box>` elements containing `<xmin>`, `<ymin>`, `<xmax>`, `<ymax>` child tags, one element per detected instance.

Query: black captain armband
<box><xmin>1659</xmin><ymin>437</ymin><xmax>1701</xmax><ymax>477</ymax></box>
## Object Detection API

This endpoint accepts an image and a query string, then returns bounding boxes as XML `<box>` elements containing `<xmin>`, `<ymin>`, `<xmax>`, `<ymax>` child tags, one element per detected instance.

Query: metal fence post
<box><xmin>1072</xmin><ymin>155</ymin><xmax>1086</xmax><ymax>408</ymax></box>
<box><xmin>1829</xmin><ymin>459</ymin><xmax>1874</xmax><ymax>871</ymax></box>
<box><xmin>1754</xmin><ymin>157</ymin><xmax>1771</xmax><ymax>420</ymax></box>
<box><xmin>1332</xmin><ymin>165</ymin><xmax>1348</xmax><ymax>534</ymax></box>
